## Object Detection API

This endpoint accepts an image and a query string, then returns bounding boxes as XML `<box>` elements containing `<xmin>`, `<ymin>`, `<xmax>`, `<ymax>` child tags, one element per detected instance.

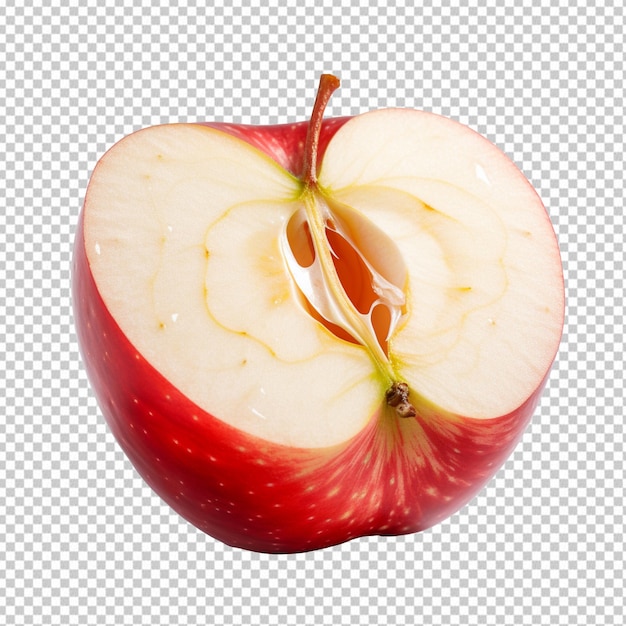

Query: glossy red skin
<box><xmin>73</xmin><ymin>118</ymin><xmax>550</xmax><ymax>553</ymax></box>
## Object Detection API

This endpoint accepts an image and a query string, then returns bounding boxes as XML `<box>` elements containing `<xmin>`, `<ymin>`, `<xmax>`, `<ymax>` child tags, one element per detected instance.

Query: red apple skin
<box><xmin>199</xmin><ymin>117</ymin><xmax>351</xmax><ymax>178</ymax></box>
<box><xmin>73</xmin><ymin>118</ymin><xmax>556</xmax><ymax>553</ymax></box>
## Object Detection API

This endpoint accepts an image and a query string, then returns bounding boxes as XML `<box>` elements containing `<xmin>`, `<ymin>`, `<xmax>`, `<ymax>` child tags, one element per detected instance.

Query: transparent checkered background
<box><xmin>2</xmin><ymin>1</ymin><xmax>623</xmax><ymax>624</ymax></box>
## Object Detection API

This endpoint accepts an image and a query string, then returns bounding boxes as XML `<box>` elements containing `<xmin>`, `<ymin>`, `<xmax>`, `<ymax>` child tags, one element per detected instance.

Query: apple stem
<box><xmin>301</xmin><ymin>74</ymin><xmax>341</xmax><ymax>187</ymax></box>
<box><xmin>385</xmin><ymin>382</ymin><xmax>417</xmax><ymax>418</ymax></box>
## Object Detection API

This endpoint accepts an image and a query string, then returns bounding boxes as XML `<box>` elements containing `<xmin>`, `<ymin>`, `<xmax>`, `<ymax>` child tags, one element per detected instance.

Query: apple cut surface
<box><xmin>84</xmin><ymin>116</ymin><xmax>562</xmax><ymax>443</ymax></box>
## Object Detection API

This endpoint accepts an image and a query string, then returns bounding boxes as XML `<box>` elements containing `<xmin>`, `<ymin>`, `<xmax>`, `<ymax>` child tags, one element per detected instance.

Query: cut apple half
<box><xmin>75</xmin><ymin>75</ymin><xmax>565</xmax><ymax>552</ymax></box>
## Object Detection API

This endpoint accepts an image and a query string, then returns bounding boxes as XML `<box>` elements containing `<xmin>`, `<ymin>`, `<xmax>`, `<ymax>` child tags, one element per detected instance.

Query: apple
<box><xmin>72</xmin><ymin>75</ymin><xmax>564</xmax><ymax>553</ymax></box>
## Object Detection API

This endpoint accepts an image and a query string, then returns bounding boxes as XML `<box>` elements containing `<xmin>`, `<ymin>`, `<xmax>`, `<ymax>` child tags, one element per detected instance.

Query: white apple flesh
<box><xmin>73</xmin><ymin>75</ymin><xmax>564</xmax><ymax>552</ymax></box>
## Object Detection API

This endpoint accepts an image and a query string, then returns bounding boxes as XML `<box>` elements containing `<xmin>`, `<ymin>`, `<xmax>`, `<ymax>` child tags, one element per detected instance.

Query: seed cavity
<box><xmin>280</xmin><ymin>192</ymin><xmax>408</xmax><ymax>364</ymax></box>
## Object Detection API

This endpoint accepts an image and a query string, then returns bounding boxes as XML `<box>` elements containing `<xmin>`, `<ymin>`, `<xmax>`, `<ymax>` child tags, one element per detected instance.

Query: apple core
<box><xmin>282</xmin><ymin>74</ymin><xmax>416</xmax><ymax>417</ymax></box>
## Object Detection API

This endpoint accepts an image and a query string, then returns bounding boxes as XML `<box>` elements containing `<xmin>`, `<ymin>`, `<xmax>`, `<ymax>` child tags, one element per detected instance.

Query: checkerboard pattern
<box><xmin>2</xmin><ymin>0</ymin><xmax>624</xmax><ymax>624</ymax></box>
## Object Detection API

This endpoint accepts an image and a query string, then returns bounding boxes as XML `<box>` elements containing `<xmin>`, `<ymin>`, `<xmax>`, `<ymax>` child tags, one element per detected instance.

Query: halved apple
<box><xmin>73</xmin><ymin>75</ymin><xmax>564</xmax><ymax>552</ymax></box>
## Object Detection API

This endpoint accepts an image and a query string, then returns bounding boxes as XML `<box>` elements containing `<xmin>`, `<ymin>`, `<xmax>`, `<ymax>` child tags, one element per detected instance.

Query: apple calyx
<box><xmin>385</xmin><ymin>382</ymin><xmax>417</xmax><ymax>418</ymax></box>
<box><xmin>283</xmin><ymin>73</ymin><xmax>416</xmax><ymax>418</ymax></box>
